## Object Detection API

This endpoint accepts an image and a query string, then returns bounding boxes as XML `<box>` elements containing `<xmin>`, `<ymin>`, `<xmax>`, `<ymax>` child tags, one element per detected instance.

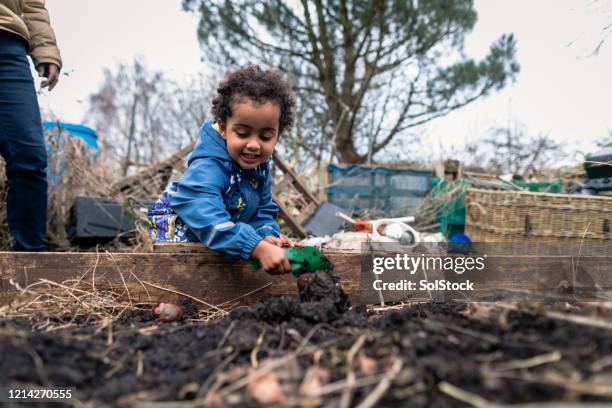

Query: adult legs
<box><xmin>0</xmin><ymin>31</ymin><xmax>47</xmax><ymax>251</ymax></box>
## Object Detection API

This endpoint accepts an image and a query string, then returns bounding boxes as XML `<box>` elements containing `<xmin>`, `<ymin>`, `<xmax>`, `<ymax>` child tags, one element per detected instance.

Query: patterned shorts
<box><xmin>147</xmin><ymin>192</ymin><xmax>198</xmax><ymax>242</ymax></box>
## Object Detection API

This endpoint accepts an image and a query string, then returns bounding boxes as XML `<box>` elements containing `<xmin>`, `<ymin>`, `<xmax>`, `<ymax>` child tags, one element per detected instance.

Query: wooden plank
<box><xmin>153</xmin><ymin>242</ymin><xmax>211</xmax><ymax>253</ymax></box>
<box><xmin>109</xmin><ymin>142</ymin><xmax>195</xmax><ymax>197</ymax></box>
<box><xmin>272</xmin><ymin>174</ymin><xmax>294</xmax><ymax>196</ymax></box>
<box><xmin>296</xmin><ymin>201</ymin><xmax>318</xmax><ymax>225</ymax></box>
<box><xmin>0</xmin><ymin>250</ymin><xmax>361</xmax><ymax>307</ymax></box>
<box><xmin>273</xmin><ymin>194</ymin><xmax>308</xmax><ymax>238</ymax></box>
<box><xmin>272</xmin><ymin>152</ymin><xmax>320</xmax><ymax>205</ymax></box>
<box><xmin>270</xmin><ymin>152</ymin><xmax>321</xmax><ymax>237</ymax></box>
<box><xmin>1</xmin><ymin>250</ymin><xmax>611</xmax><ymax>307</ymax></box>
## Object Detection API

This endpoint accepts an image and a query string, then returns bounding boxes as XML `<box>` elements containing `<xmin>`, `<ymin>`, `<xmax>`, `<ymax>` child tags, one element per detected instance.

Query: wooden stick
<box><xmin>140</xmin><ymin>280</ymin><xmax>226</xmax><ymax>314</ymax></box>
<box><xmin>313</xmin><ymin>374</ymin><xmax>385</xmax><ymax>397</ymax></box>
<box><xmin>250</xmin><ymin>329</ymin><xmax>266</xmax><ymax>368</ymax></box>
<box><xmin>218</xmin><ymin>324</ymin><xmax>324</xmax><ymax>397</ymax></box>
<box><xmin>491</xmin><ymin>371</ymin><xmax>612</xmax><ymax>397</ymax></box>
<box><xmin>104</xmin><ymin>250</ymin><xmax>133</xmax><ymax>304</ymax></box>
<box><xmin>355</xmin><ymin>357</ymin><xmax>403</xmax><ymax>408</ymax></box>
<box><xmin>438</xmin><ymin>381</ymin><xmax>498</xmax><ymax>408</ymax></box>
<box><xmin>215</xmin><ymin>283</ymin><xmax>273</xmax><ymax>307</ymax></box>
<box><xmin>492</xmin><ymin>351</ymin><xmax>561</xmax><ymax>372</ymax></box>
<box><xmin>493</xmin><ymin>303</ymin><xmax>612</xmax><ymax>331</ymax></box>
<box><xmin>340</xmin><ymin>335</ymin><xmax>366</xmax><ymax>408</ymax></box>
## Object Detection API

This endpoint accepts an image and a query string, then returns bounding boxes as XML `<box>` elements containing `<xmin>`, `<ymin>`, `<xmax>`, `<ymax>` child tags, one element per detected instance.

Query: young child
<box><xmin>148</xmin><ymin>64</ymin><xmax>299</xmax><ymax>275</ymax></box>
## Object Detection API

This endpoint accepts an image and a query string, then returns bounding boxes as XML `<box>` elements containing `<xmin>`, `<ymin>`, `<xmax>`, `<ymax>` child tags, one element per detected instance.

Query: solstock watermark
<box><xmin>360</xmin><ymin>242</ymin><xmax>612</xmax><ymax>304</ymax></box>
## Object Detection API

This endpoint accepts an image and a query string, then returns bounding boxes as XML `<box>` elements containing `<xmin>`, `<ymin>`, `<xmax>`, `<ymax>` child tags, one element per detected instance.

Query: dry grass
<box><xmin>0</xmin><ymin>127</ymin><xmax>180</xmax><ymax>252</ymax></box>
<box><xmin>414</xmin><ymin>179</ymin><xmax>470</xmax><ymax>231</ymax></box>
<box><xmin>0</xmin><ymin>249</ymin><xmax>231</xmax><ymax>331</ymax></box>
<box><xmin>0</xmin><ymin>128</ymin><xmax>115</xmax><ymax>250</ymax></box>
<box><xmin>45</xmin><ymin>128</ymin><xmax>116</xmax><ymax>249</ymax></box>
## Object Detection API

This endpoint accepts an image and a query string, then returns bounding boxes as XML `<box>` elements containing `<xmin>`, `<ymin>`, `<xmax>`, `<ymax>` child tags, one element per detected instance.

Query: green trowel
<box><xmin>251</xmin><ymin>246</ymin><xmax>331</xmax><ymax>277</ymax></box>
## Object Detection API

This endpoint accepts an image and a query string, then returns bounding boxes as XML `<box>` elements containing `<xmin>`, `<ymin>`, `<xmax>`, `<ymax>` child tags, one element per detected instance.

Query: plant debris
<box><xmin>1</xmin><ymin>268</ymin><xmax>612</xmax><ymax>407</ymax></box>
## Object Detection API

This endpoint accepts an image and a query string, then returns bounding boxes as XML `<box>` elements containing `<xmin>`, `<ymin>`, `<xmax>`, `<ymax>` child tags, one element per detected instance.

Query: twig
<box><xmin>136</xmin><ymin>350</ymin><xmax>144</xmax><ymax>377</ymax></box>
<box><xmin>140</xmin><ymin>280</ymin><xmax>226</xmax><ymax>314</ymax></box>
<box><xmin>216</xmin><ymin>321</ymin><xmax>236</xmax><ymax>350</ymax></box>
<box><xmin>424</xmin><ymin>319</ymin><xmax>499</xmax><ymax>344</ymax></box>
<box><xmin>505</xmin><ymin>403</ymin><xmax>612</xmax><ymax>407</ymax></box>
<box><xmin>438</xmin><ymin>381</ymin><xmax>499</xmax><ymax>408</ymax></box>
<box><xmin>104</xmin><ymin>250</ymin><xmax>132</xmax><ymax>303</ymax></box>
<box><xmin>131</xmin><ymin>402</ymin><xmax>199</xmax><ymax>408</ymax></box>
<box><xmin>127</xmin><ymin>269</ymin><xmax>152</xmax><ymax>302</ymax></box>
<box><xmin>584</xmin><ymin>160</ymin><xmax>612</xmax><ymax>167</ymax></box>
<box><xmin>107</xmin><ymin>322</ymin><xmax>113</xmax><ymax>345</ymax></box>
<box><xmin>591</xmin><ymin>355</ymin><xmax>612</xmax><ymax>372</ymax></box>
<box><xmin>491</xmin><ymin>351</ymin><xmax>562</xmax><ymax>372</ymax></box>
<box><xmin>250</xmin><ymin>329</ymin><xmax>266</xmax><ymax>368</ymax></box>
<box><xmin>491</xmin><ymin>371</ymin><xmax>612</xmax><ymax>397</ymax></box>
<box><xmin>25</xmin><ymin>345</ymin><xmax>50</xmax><ymax>386</ymax></box>
<box><xmin>218</xmin><ymin>324</ymin><xmax>324</xmax><ymax>397</ymax></box>
<box><xmin>340</xmin><ymin>335</ymin><xmax>366</xmax><ymax>408</ymax></box>
<box><xmin>91</xmin><ymin>246</ymin><xmax>101</xmax><ymax>293</ymax></box>
<box><xmin>355</xmin><ymin>357</ymin><xmax>403</xmax><ymax>408</ymax></box>
<box><xmin>22</xmin><ymin>278</ymin><xmax>92</xmax><ymax>295</ymax></box>
<box><xmin>28</xmin><ymin>279</ymin><xmax>95</xmax><ymax>312</ymax></box>
<box><xmin>573</xmin><ymin>222</ymin><xmax>591</xmax><ymax>286</ymax></box>
<box><xmin>313</xmin><ymin>374</ymin><xmax>386</xmax><ymax>397</ymax></box>
<box><xmin>196</xmin><ymin>350</ymin><xmax>239</xmax><ymax>400</ymax></box>
<box><xmin>215</xmin><ymin>283</ymin><xmax>273</xmax><ymax>307</ymax></box>
<box><xmin>492</xmin><ymin>303</ymin><xmax>612</xmax><ymax>331</ymax></box>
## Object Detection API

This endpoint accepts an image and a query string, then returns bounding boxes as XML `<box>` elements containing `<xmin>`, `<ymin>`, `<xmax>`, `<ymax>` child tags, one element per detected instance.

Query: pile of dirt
<box><xmin>231</xmin><ymin>271</ymin><xmax>353</xmax><ymax>325</ymax></box>
<box><xmin>1</xmin><ymin>270</ymin><xmax>612</xmax><ymax>407</ymax></box>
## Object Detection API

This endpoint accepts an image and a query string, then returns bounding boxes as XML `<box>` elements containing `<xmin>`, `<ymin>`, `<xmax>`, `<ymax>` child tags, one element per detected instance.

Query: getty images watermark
<box><xmin>359</xmin><ymin>242</ymin><xmax>612</xmax><ymax>303</ymax></box>
<box><xmin>371</xmin><ymin>253</ymin><xmax>487</xmax><ymax>292</ymax></box>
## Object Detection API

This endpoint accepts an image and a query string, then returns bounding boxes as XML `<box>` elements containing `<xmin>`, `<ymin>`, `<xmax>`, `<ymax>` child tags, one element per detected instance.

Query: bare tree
<box><xmin>183</xmin><ymin>0</ymin><xmax>520</xmax><ymax>165</ymax></box>
<box><xmin>465</xmin><ymin>121</ymin><xmax>562</xmax><ymax>177</ymax></box>
<box><xmin>85</xmin><ymin>59</ymin><xmax>215</xmax><ymax>175</ymax></box>
<box><xmin>597</xmin><ymin>129</ymin><xmax>612</xmax><ymax>147</ymax></box>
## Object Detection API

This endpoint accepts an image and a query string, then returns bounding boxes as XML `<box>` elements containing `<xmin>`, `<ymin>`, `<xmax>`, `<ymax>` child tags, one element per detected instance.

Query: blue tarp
<box><xmin>43</xmin><ymin>122</ymin><xmax>99</xmax><ymax>186</ymax></box>
<box><xmin>42</xmin><ymin>121</ymin><xmax>99</xmax><ymax>152</ymax></box>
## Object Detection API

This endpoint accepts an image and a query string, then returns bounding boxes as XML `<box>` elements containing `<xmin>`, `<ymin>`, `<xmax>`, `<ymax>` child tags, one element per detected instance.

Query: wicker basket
<box><xmin>465</xmin><ymin>189</ymin><xmax>612</xmax><ymax>252</ymax></box>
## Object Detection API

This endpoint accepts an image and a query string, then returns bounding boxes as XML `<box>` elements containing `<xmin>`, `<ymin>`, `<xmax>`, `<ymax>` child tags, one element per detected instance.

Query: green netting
<box><xmin>430</xmin><ymin>179</ymin><xmax>469</xmax><ymax>235</ymax></box>
<box><xmin>511</xmin><ymin>179</ymin><xmax>563</xmax><ymax>193</ymax></box>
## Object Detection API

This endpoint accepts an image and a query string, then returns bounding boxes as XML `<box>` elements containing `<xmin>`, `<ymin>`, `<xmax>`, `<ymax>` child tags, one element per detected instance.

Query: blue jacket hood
<box><xmin>188</xmin><ymin>119</ymin><xmax>271</xmax><ymax>185</ymax></box>
<box><xmin>187</xmin><ymin>120</ymin><xmax>232</xmax><ymax>165</ymax></box>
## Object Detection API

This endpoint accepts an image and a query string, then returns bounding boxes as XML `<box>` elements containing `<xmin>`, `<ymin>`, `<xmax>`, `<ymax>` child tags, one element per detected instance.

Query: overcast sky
<box><xmin>41</xmin><ymin>0</ymin><xmax>611</xmax><ymax>159</ymax></box>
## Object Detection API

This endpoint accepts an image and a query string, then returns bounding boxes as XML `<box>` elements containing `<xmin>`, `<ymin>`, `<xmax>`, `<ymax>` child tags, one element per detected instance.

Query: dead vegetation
<box><xmin>0</xmin><ymin>249</ymin><xmax>232</xmax><ymax>331</ymax></box>
<box><xmin>1</xmin><ymin>259</ymin><xmax>612</xmax><ymax>406</ymax></box>
<box><xmin>0</xmin><ymin>126</ymin><xmax>189</xmax><ymax>252</ymax></box>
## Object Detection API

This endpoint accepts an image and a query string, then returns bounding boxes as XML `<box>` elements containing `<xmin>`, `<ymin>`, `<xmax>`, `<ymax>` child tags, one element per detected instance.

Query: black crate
<box><xmin>585</xmin><ymin>147</ymin><xmax>612</xmax><ymax>179</ymax></box>
<box><xmin>68</xmin><ymin>196</ymin><xmax>152</xmax><ymax>243</ymax></box>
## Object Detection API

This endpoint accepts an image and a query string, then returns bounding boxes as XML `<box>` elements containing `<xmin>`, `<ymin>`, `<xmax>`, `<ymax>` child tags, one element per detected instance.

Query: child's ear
<box><xmin>218</xmin><ymin>121</ymin><xmax>227</xmax><ymax>139</ymax></box>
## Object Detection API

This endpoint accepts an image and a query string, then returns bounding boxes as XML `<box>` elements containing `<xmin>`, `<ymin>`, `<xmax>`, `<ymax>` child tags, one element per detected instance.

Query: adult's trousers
<box><xmin>0</xmin><ymin>30</ymin><xmax>47</xmax><ymax>251</ymax></box>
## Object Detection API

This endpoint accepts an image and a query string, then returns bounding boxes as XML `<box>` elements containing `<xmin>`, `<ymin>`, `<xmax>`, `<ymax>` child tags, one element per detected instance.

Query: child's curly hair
<box><xmin>211</xmin><ymin>64</ymin><xmax>296</xmax><ymax>136</ymax></box>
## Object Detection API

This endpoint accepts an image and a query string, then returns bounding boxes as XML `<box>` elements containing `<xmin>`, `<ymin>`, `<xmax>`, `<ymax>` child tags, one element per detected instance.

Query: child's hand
<box><xmin>263</xmin><ymin>234</ymin><xmax>304</xmax><ymax>248</ymax></box>
<box><xmin>252</xmin><ymin>240</ymin><xmax>291</xmax><ymax>275</ymax></box>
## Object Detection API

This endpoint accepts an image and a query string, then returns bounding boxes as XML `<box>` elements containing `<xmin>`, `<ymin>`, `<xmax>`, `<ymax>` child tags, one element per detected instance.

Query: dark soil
<box><xmin>1</xmin><ymin>271</ymin><xmax>612</xmax><ymax>407</ymax></box>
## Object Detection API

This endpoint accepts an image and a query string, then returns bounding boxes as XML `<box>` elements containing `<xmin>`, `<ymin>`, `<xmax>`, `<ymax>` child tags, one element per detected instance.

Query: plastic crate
<box><xmin>327</xmin><ymin>164</ymin><xmax>432</xmax><ymax>217</ymax></box>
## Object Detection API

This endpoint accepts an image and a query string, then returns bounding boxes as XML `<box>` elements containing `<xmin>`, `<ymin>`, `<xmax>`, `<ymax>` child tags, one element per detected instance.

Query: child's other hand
<box><xmin>263</xmin><ymin>234</ymin><xmax>304</xmax><ymax>248</ymax></box>
<box><xmin>252</xmin><ymin>240</ymin><xmax>291</xmax><ymax>275</ymax></box>
<box><xmin>281</xmin><ymin>234</ymin><xmax>304</xmax><ymax>248</ymax></box>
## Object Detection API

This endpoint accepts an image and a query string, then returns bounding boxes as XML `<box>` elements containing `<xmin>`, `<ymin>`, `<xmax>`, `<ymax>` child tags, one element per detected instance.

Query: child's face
<box><xmin>219</xmin><ymin>99</ymin><xmax>281</xmax><ymax>170</ymax></box>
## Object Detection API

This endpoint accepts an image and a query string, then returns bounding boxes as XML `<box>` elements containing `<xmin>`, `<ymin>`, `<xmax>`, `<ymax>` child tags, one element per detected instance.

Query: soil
<box><xmin>1</xmin><ymin>270</ymin><xmax>612</xmax><ymax>407</ymax></box>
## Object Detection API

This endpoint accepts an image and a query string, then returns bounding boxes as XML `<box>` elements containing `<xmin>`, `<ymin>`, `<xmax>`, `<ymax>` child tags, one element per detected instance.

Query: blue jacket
<box><xmin>149</xmin><ymin>120</ymin><xmax>280</xmax><ymax>260</ymax></box>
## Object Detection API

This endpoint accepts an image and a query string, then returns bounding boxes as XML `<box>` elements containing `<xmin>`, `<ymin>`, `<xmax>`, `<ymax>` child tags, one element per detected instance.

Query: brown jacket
<box><xmin>0</xmin><ymin>0</ymin><xmax>61</xmax><ymax>68</ymax></box>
